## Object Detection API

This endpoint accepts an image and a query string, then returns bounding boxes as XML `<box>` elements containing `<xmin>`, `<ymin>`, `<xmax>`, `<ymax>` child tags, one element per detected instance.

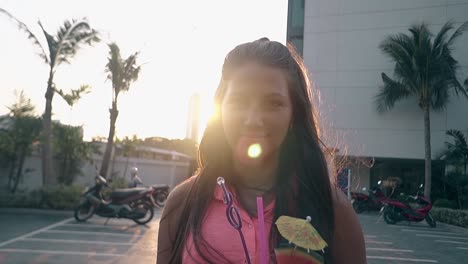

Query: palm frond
<box><xmin>0</xmin><ymin>8</ymin><xmax>49</xmax><ymax>63</ymax></box>
<box><xmin>54</xmin><ymin>19</ymin><xmax>100</xmax><ymax>66</ymax></box>
<box><xmin>38</xmin><ymin>21</ymin><xmax>57</xmax><ymax>66</ymax></box>
<box><xmin>433</xmin><ymin>21</ymin><xmax>454</xmax><ymax>55</ymax></box>
<box><xmin>443</xmin><ymin>129</ymin><xmax>468</xmax><ymax>165</ymax></box>
<box><xmin>379</xmin><ymin>33</ymin><xmax>418</xmax><ymax>90</ymax></box>
<box><xmin>431</xmin><ymin>77</ymin><xmax>450</xmax><ymax>111</ymax></box>
<box><xmin>408</xmin><ymin>23</ymin><xmax>432</xmax><ymax>49</ymax></box>
<box><xmin>106</xmin><ymin>42</ymin><xmax>124</xmax><ymax>94</ymax></box>
<box><xmin>375</xmin><ymin>73</ymin><xmax>412</xmax><ymax>113</ymax></box>
<box><xmin>121</xmin><ymin>52</ymin><xmax>141</xmax><ymax>92</ymax></box>
<box><xmin>105</xmin><ymin>42</ymin><xmax>141</xmax><ymax>96</ymax></box>
<box><xmin>54</xmin><ymin>84</ymin><xmax>91</xmax><ymax>107</ymax></box>
<box><xmin>6</xmin><ymin>90</ymin><xmax>36</xmax><ymax>117</ymax></box>
<box><xmin>448</xmin><ymin>21</ymin><xmax>468</xmax><ymax>45</ymax></box>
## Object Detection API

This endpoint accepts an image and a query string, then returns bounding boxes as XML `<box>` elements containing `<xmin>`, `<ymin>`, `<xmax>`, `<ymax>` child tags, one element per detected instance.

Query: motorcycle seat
<box><xmin>111</xmin><ymin>188</ymin><xmax>147</xmax><ymax>199</ymax></box>
<box><xmin>152</xmin><ymin>184</ymin><xmax>169</xmax><ymax>189</ymax></box>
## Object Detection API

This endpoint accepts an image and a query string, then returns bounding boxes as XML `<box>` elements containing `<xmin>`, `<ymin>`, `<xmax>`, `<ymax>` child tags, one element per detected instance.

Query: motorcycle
<box><xmin>351</xmin><ymin>181</ymin><xmax>387</xmax><ymax>214</ymax></box>
<box><xmin>380</xmin><ymin>184</ymin><xmax>436</xmax><ymax>228</ymax></box>
<box><xmin>74</xmin><ymin>175</ymin><xmax>155</xmax><ymax>225</ymax></box>
<box><xmin>150</xmin><ymin>184</ymin><xmax>169</xmax><ymax>208</ymax></box>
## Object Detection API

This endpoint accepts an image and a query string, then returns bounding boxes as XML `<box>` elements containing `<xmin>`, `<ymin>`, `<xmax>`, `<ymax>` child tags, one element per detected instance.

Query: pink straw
<box><xmin>257</xmin><ymin>196</ymin><xmax>268</xmax><ymax>264</ymax></box>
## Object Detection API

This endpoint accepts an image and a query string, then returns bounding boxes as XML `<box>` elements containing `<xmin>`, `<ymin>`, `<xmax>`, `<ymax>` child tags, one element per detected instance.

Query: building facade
<box><xmin>186</xmin><ymin>93</ymin><xmax>201</xmax><ymax>142</ymax></box>
<box><xmin>287</xmin><ymin>0</ymin><xmax>468</xmax><ymax>193</ymax></box>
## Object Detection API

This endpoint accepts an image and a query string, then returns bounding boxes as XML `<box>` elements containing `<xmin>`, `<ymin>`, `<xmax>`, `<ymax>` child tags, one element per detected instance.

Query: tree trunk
<box><xmin>100</xmin><ymin>102</ymin><xmax>118</xmax><ymax>178</ymax></box>
<box><xmin>423</xmin><ymin>106</ymin><xmax>432</xmax><ymax>200</ymax></box>
<box><xmin>7</xmin><ymin>157</ymin><xmax>16</xmax><ymax>191</ymax></box>
<box><xmin>123</xmin><ymin>156</ymin><xmax>130</xmax><ymax>179</ymax></box>
<box><xmin>41</xmin><ymin>69</ymin><xmax>55</xmax><ymax>185</ymax></box>
<box><xmin>12</xmin><ymin>150</ymin><xmax>26</xmax><ymax>194</ymax></box>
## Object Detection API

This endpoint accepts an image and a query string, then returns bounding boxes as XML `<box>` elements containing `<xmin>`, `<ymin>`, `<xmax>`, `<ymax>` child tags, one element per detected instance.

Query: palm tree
<box><xmin>0</xmin><ymin>9</ymin><xmax>100</xmax><ymax>185</ymax></box>
<box><xmin>100</xmin><ymin>43</ymin><xmax>141</xmax><ymax>178</ymax></box>
<box><xmin>376</xmin><ymin>21</ymin><xmax>468</xmax><ymax>199</ymax></box>
<box><xmin>440</xmin><ymin>129</ymin><xmax>468</xmax><ymax>208</ymax></box>
<box><xmin>0</xmin><ymin>91</ymin><xmax>41</xmax><ymax>193</ymax></box>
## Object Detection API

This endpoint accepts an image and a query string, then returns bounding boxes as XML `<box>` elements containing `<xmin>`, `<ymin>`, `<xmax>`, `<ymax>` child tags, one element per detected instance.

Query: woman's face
<box><xmin>221</xmin><ymin>63</ymin><xmax>293</xmax><ymax>165</ymax></box>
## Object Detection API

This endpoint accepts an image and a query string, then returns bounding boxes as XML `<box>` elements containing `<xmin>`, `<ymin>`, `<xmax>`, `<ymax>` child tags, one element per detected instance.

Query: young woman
<box><xmin>157</xmin><ymin>38</ymin><xmax>366</xmax><ymax>264</ymax></box>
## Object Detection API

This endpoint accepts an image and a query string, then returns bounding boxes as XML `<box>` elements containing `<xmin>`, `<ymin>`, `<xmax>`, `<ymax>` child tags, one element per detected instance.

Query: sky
<box><xmin>0</xmin><ymin>0</ymin><xmax>287</xmax><ymax>140</ymax></box>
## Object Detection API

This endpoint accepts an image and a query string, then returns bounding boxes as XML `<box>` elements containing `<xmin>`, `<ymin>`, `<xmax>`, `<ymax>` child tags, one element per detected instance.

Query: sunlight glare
<box><xmin>247</xmin><ymin>143</ymin><xmax>262</xmax><ymax>159</ymax></box>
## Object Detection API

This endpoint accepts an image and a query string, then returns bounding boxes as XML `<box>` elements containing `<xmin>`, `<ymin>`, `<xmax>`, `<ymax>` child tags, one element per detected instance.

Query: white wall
<box><xmin>304</xmin><ymin>0</ymin><xmax>468</xmax><ymax>159</ymax></box>
<box><xmin>0</xmin><ymin>153</ymin><xmax>190</xmax><ymax>192</ymax></box>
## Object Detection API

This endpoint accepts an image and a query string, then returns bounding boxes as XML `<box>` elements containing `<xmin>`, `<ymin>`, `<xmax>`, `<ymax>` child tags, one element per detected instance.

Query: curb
<box><xmin>437</xmin><ymin>221</ymin><xmax>468</xmax><ymax>233</ymax></box>
<box><xmin>0</xmin><ymin>207</ymin><xmax>73</xmax><ymax>216</ymax></box>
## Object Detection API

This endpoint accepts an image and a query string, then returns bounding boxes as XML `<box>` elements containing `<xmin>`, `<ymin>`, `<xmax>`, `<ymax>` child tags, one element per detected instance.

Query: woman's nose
<box><xmin>243</xmin><ymin>106</ymin><xmax>264</xmax><ymax>126</ymax></box>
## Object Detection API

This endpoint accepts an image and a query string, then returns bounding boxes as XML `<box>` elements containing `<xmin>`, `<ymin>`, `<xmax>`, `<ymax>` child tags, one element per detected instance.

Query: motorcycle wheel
<box><xmin>132</xmin><ymin>201</ymin><xmax>154</xmax><ymax>225</ymax></box>
<box><xmin>74</xmin><ymin>201</ymin><xmax>95</xmax><ymax>222</ymax></box>
<box><xmin>425</xmin><ymin>213</ymin><xmax>436</xmax><ymax>228</ymax></box>
<box><xmin>352</xmin><ymin>200</ymin><xmax>366</xmax><ymax>214</ymax></box>
<box><xmin>154</xmin><ymin>192</ymin><xmax>168</xmax><ymax>208</ymax></box>
<box><xmin>383</xmin><ymin>207</ymin><xmax>397</xmax><ymax>225</ymax></box>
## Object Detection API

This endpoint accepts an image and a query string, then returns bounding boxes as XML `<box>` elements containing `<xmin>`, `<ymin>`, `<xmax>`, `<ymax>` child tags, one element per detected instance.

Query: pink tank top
<box><xmin>182</xmin><ymin>186</ymin><xmax>276</xmax><ymax>263</ymax></box>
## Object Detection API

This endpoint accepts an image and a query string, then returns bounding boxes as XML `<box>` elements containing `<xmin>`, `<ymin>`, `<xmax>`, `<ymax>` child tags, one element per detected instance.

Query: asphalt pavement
<box><xmin>0</xmin><ymin>209</ymin><xmax>466</xmax><ymax>264</ymax></box>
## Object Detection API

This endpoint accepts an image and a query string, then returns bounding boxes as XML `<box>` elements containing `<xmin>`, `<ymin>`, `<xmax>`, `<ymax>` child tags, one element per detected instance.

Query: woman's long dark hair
<box><xmin>165</xmin><ymin>38</ymin><xmax>335</xmax><ymax>263</ymax></box>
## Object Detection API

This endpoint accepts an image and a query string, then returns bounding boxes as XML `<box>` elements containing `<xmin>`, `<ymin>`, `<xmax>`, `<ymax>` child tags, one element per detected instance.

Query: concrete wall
<box><xmin>0</xmin><ymin>153</ymin><xmax>190</xmax><ymax>192</ymax></box>
<box><xmin>303</xmin><ymin>0</ymin><xmax>468</xmax><ymax>159</ymax></box>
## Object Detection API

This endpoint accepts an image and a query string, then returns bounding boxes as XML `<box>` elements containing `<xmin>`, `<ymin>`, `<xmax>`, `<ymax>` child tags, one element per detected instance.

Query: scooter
<box><xmin>380</xmin><ymin>184</ymin><xmax>436</xmax><ymax>228</ymax></box>
<box><xmin>74</xmin><ymin>175</ymin><xmax>155</xmax><ymax>225</ymax></box>
<box><xmin>351</xmin><ymin>181</ymin><xmax>387</xmax><ymax>214</ymax></box>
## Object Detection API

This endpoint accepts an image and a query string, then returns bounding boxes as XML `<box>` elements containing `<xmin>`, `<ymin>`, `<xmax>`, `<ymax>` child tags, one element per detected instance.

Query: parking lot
<box><xmin>361</xmin><ymin>213</ymin><xmax>467</xmax><ymax>264</ymax></box>
<box><xmin>0</xmin><ymin>210</ymin><xmax>466</xmax><ymax>263</ymax></box>
<box><xmin>0</xmin><ymin>210</ymin><xmax>160</xmax><ymax>264</ymax></box>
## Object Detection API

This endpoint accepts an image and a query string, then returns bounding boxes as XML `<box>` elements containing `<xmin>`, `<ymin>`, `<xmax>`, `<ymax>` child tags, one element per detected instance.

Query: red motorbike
<box><xmin>380</xmin><ymin>184</ymin><xmax>436</xmax><ymax>228</ymax></box>
<box><xmin>351</xmin><ymin>181</ymin><xmax>387</xmax><ymax>214</ymax></box>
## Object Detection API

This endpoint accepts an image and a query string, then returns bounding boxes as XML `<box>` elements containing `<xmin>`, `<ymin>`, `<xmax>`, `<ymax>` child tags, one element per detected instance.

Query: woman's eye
<box><xmin>227</xmin><ymin>98</ymin><xmax>246</xmax><ymax>106</ymax></box>
<box><xmin>266</xmin><ymin>100</ymin><xmax>283</xmax><ymax>108</ymax></box>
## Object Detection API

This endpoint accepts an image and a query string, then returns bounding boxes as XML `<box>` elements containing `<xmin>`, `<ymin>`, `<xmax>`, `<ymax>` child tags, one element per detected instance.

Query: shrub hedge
<box><xmin>431</xmin><ymin>207</ymin><xmax>468</xmax><ymax>229</ymax></box>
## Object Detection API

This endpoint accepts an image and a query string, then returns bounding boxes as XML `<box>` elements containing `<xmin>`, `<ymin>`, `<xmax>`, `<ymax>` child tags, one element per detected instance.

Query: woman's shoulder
<box><xmin>157</xmin><ymin>176</ymin><xmax>198</xmax><ymax>264</ymax></box>
<box><xmin>166</xmin><ymin>175</ymin><xmax>198</xmax><ymax>206</ymax></box>
<box><xmin>329</xmin><ymin>185</ymin><xmax>367</xmax><ymax>263</ymax></box>
<box><xmin>330</xmin><ymin>185</ymin><xmax>350</xmax><ymax>209</ymax></box>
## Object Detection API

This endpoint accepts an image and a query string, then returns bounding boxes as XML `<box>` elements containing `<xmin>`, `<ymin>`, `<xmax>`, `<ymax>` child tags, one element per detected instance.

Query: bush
<box><xmin>0</xmin><ymin>185</ymin><xmax>84</xmax><ymax>210</ymax></box>
<box><xmin>40</xmin><ymin>185</ymin><xmax>83</xmax><ymax>209</ymax></box>
<box><xmin>108</xmin><ymin>177</ymin><xmax>128</xmax><ymax>189</ymax></box>
<box><xmin>433</xmin><ymin>198</ymin><xmax>458</xmax><ymax>209</ymax></box>
<box><xmin>432</xmin><ymin>207</ymin><xmax>468</xmax><ymax>228</ymax></box>
<box><xmin>0</xmin><ymin>191</ymin><xmax>40</xmax><ymax>208</ymax></box>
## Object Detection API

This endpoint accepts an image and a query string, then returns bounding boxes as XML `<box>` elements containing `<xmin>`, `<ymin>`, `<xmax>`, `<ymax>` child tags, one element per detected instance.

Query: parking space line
<box><xmin>401</xmin><ymin>229</ymin><xmax>461</xmax><ymax>235</ymax></box>
<box><xmin>43</xmin><ymin>230</ymin><xmax>144</xmax><ymax>237</ymax></box>
<box><xmin>0</xmin><ymin>218</ymin><xmax>73</xmax><ymax>248</ymax></box>
<box><xmin>366</xmin><ymin>247</ymin><xmax>413</xmax><ymax>253</ymax></box>
<box><xmin>387</xmin><ymin>225</ymin><xmax>438</xmax><ymax>230</ymax></box>
<box><xmin>0</xmin><ymin>248</ymin><xmax>125</xmax><ymax>257</ymax></box>
<box><xmin>62</xmin><ymin>223</ymin><xmax>135</xmax><ymax>229</ymax></box>
<box><xmin>365</xmin><ymin>235</ymin><xmax>377</xmax><ymax>238</ymax></box>
<box><xmin>416</xmin><ymin>234</ymin><xmax>468</xmax><ymax>240</ymax></box>
<box><xmin>367</xmin><ymin>256</ymin><xmax>438</xmax><ymax>262</ymax></box>
<box><xmin>365</xmin><ymin>241</ymin><xmax>393</xmax><ymax>244</ymax></box>
<box><xmin>457</xmin><ymin>247</ymin><xmax>468</xmax><ymax>249</ymax></box>
<box><xmin>22</xmin><ymin>237</ymin><xmax>133</xmax><ymax>246</ymax></box>
<box><xmin>436</xmin><ymin>240</ymin><xmax>468</xmax><ymax>245</ymax></box>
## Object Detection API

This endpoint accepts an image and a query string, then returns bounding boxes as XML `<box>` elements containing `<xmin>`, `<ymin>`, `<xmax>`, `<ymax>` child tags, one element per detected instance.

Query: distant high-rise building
<box><xmin>186</xmin><ymin>93</ymin><xmax>201</xmax><ymax>141</ymax></box>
